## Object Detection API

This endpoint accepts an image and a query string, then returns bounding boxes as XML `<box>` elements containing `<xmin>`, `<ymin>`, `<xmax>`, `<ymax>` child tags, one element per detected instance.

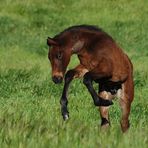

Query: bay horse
<box><xmin>47</xmin><ymin>25</ymin><xmax>134</xmax><ymax>132</ymax></box>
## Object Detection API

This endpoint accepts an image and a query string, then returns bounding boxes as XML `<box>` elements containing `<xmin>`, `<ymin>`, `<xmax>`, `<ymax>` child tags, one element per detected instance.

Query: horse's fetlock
<box><xmin>101</xmin><ymin>117</ymin><xmax>110</xmax><ymax>126</ymax></box>
<box><xmin>62</xmin><ymin>113</ymin><xmax>69</xmax><ymax>120</ymax></box>
<box><xmin>61</xmin><ymin>106</ymin><xmax>69</xmax><ymax>120</ymax></box>
<box><xmin>94</xmin><ymin>99</ymin><xmax>100</xmax><ymax>106</ymax></box>
<box><xmin>94</xmin><ymin>97</ymin><xmax>113</xmax><ymax>106</ymax></box>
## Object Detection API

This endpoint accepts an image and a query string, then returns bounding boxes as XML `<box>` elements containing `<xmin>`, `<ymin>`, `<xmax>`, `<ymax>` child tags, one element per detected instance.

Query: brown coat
<box><xmin>47</xmin><ymin>25</ymin><xmax>134</xmax><ymax>132</ymax></box>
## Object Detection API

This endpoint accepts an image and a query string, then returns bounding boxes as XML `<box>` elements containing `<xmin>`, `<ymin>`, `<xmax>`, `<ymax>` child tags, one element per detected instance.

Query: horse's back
<box><xmin>91</xmin><ymin>36</ymin><xmax>133</xmax><ymax>83</ymax></box>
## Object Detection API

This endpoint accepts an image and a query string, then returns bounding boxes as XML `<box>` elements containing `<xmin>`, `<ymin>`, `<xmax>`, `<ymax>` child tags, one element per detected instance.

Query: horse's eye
<box><xmin>56</xmin><ymin>52</ymin><xmax>62</xmax><ymax>60</ymax></box>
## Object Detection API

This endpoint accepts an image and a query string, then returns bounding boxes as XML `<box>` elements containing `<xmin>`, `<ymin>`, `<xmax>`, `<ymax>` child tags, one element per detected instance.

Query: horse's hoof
<box><xmin>100</xmin><ymin>123</ymin><xmax>110</xmax><ymax>131</ymax></box>
<box><xmin>63</xmin><ymin>114</ymin><xmax>69</xmax><ymax>120</ymax></box>
<box><xmin>94</xmin><ymin>99</ymin><xmax>113</xmax><ymax>106</ymax></box>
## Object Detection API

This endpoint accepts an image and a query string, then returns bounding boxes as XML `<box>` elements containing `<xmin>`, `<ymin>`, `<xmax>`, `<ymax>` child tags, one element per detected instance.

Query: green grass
<box><xmin>0</xmin><ymin>0</ymin><xmax>148</xmax><ymax>147</ymax></box>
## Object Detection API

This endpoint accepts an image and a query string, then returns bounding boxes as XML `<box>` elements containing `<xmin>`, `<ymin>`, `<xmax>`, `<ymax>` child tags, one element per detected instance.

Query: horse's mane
<box><xmin>63</xmin><ymin>25</ymin><xmax>102</xmax><ymax>32</ymax></box>
<box><xmin>53</xmin><ymin>25</ymin><xmax>103</xmax><ymax>39</ymax></box>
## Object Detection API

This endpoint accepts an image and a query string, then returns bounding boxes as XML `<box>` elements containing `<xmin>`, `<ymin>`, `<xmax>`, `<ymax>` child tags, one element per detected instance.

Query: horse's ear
<box><xmin>72</xmin><ymin>40</ymin><xmax>84</xmax><ymax>53</ymax></box>
<box><xmin>47</xmin><ymin>37</ymin><xmax>58</xmax><ymax>46</ymax></box>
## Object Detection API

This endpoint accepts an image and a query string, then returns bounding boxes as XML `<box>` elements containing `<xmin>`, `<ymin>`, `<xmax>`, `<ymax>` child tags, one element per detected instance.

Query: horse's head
<box><xmin>47</xmin><ymin>37</ymin><xmax>72</xmax><ymax>84</ymax></box>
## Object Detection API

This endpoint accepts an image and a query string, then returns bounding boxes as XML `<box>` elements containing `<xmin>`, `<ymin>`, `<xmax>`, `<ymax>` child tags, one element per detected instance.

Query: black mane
<box><xmin>63</xmin><ymin>25</ymin><xmax>102</xmax><ymax>32</ymax></box>
<box><xmin>54</xmin><ymin>25</ymin><xmax>103</xmax><ymax>39</ymax></box>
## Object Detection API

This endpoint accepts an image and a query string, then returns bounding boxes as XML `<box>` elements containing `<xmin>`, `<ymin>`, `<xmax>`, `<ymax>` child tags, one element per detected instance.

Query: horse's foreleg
<box><xmin>83</xmin><ymin>72</ymin><xmax>113</xmax><ymax>106</ymax></box>
<box><xmin>60</xmin><ymin>65</ymin><xmax>88</xmax><ymax>120</ymax></box>
<box><xmin>60</xmin><ymin>70</ymin><xmax>74</xmax><ymax>120</ymax></box>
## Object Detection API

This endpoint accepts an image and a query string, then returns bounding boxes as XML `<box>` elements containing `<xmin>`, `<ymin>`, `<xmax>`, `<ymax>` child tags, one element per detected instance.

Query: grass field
<box><xmin>0</xmin><ymin>0</ymin><xmax>148</xmax><ymax>147</ymax></box>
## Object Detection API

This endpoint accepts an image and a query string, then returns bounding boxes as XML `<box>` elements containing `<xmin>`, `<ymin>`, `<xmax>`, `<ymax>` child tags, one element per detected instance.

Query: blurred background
<box><xmin>0</xmin><ymin>0</ymin><xmax>147</xmax><ymax>147</ymax></box>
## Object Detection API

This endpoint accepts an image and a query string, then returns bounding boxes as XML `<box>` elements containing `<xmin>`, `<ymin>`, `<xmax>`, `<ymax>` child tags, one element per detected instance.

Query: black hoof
<box><xmin>61</xmin><ymin>104</ymin><xmax>69</xmax><ymax>120</ymax></box>
<box><xmin>94</xmin><ymin>98</ymin><xmax>113</xmax><ymax>106</ymax></box>
<box><xmin>62</xmin><ymin>113</ymin><xmax>69</xmax><ymax>120</ymax></box>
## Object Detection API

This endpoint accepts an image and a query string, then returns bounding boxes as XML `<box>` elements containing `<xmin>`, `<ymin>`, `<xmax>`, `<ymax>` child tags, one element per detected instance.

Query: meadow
<box><xmin>0</xmin><ymin>0</ymin><xmax>148</xmax><ymax>147</ymax></box>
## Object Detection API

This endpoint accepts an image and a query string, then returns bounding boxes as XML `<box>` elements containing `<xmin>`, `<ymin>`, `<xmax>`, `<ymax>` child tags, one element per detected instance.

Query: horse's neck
<box><xmin>71</xmin><ymin>32</ymin><xmax>93</xmax><ymax>54</ymax></box>
<box><xmin>72</xmin><ymin>40</ymin><xmax>85</xmax><ymax>54</ymax></box>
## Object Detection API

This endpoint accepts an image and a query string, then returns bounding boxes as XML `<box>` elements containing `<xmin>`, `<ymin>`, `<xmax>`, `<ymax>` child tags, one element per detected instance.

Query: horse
<box><xmin>47</xmin><ymin>25</ymin><xmax>134</xmax><ymax>132</ymax></box>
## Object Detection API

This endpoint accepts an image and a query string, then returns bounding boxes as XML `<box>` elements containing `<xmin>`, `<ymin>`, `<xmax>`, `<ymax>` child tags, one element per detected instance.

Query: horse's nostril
<box><xmin>52</xmin><ymin>76</ymin><xmax>63</xmax><ymax>84</ymax></box>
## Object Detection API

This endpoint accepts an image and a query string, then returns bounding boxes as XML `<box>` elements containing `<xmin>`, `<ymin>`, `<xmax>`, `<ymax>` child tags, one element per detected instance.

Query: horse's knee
<box><xmin>83</xmin><ymin>78</ymin><xmax>91</xmax><ymax>86</ymax></box>
<box><xmin>65</xmin><ymin>70</ymin><xmax>75</xmax><ymax>83</ymax></box>
<box><xmin>83</xmin><ymin>74</ymin><xmax>92</xmax><ymax>86</ymax></box>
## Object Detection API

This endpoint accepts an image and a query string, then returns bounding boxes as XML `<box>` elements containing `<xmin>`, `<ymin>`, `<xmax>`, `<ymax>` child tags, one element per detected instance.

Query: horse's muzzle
<box><xmin>52</xmin><ymin>76</ymin><xmax>63</xmax><ymax>84</ymax></box>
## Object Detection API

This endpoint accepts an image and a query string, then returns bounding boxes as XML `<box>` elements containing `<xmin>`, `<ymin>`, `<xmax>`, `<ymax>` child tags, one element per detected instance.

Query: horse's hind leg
<box><xmin>119</xmin><ymin>77</ymin><xmax>134</xmax><ymax>132</ymax></box>
<box><xmin>99</xmin><ymin>84</ymin><xmax>115</xmax><ymax>129</ymax></box>
<box><xmin>99</xmin><ymin>103</ymin><xmax>110</xmax><ymax>129</ymax></box>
